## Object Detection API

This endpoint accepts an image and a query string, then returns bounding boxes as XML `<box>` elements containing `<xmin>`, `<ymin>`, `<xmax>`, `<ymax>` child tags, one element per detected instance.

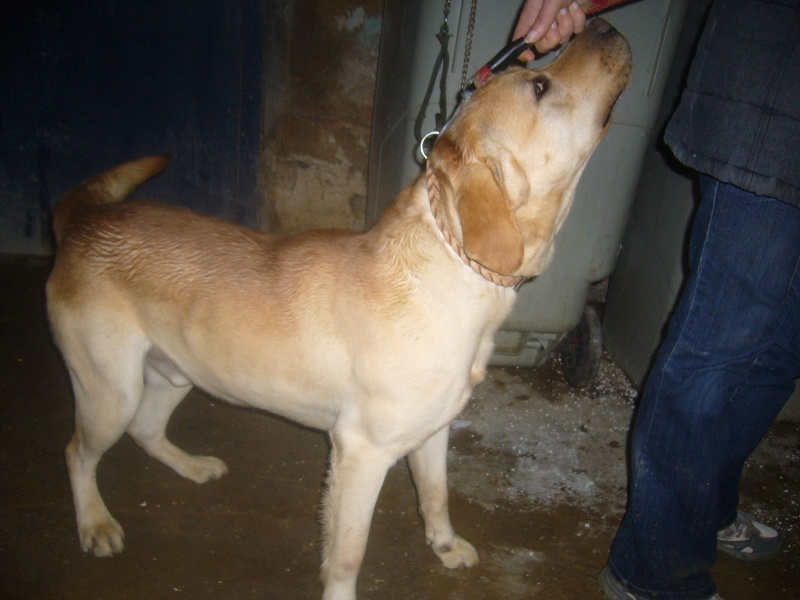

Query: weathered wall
<box><xmin>262</xmin><ymin>1</ymin><xmax>383</xmax><ymax>234</ymax></box>
<box><xmin>0</xmin><ymin>1</ymin><xmax>384</xmax><ymax>253</ymax></box>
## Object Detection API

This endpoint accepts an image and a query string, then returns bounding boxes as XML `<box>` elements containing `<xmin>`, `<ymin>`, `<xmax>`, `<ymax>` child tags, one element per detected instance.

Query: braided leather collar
<box><xmin>425</xmin><ymin>161</ymin><xmax>527</xmax><ymax>289</ymax></box>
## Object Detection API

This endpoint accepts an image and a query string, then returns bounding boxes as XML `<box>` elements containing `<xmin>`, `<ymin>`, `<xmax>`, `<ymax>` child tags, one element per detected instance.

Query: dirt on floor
<box><xmin>1</xmin><ymin>255</ymin><xmax>798</xmax><ymax>599</ymax></box>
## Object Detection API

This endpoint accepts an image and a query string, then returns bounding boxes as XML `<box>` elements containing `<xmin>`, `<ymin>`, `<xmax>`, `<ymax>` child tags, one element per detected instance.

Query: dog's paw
<box><xmin>178</xmin><ymin>455</ymin><xmax>228</xmax><ymax>484</ymax></box>
<box><xmin>80</xmin><ymin>517</ymin><xmax>125</xmax><ymax>557</ymax></box>
<box><xmin>434</xmin><ymin>536</ymin><xmax>479</xmax><ymax>569</ymax></box>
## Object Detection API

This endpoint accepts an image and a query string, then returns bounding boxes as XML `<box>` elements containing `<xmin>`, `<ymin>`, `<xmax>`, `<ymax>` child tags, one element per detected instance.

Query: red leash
<box><xmin>580</xmin><ymin>0</ymin><xmax>638</xmax><ymax>15</ymax></box>
<box><xmin>468</xmin><ymin>0</ymin><xmax>639</xmax><ymax>91</ymax></box>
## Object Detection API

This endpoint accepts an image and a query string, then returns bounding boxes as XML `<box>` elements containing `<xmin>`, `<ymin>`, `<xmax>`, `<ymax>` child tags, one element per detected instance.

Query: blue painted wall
<box><xmin>1</xmin><ymin>0</ymin><xmax>266</xmax><ymax>255</ymax></box>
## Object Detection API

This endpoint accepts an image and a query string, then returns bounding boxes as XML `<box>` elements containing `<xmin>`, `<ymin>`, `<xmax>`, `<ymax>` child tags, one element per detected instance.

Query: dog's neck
<box><xmin>424</xmin><ymin>161</ymin><xmax>527</xmax><ymax>290</ymax></box>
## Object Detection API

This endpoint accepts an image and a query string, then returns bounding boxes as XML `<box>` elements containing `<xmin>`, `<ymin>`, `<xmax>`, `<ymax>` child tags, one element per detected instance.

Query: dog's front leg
<box><xmin>321</xmin><ymin>430</ymin><xmax>395</xmax><ymax>600</ymax></box>
<box><xmin>408</xmin><ymin>425</ymin><xmax>479</xmax><ymax>569</ymax></box>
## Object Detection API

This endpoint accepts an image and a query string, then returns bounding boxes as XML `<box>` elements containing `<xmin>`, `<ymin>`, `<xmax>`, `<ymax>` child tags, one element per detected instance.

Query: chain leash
<box><xmin>460</xmin><ymin>0</ymin><xmax>478</xmax><ymax>89</ymax></box>
<box><xmin>415</xmin><ymin>0</ymin><xmax>479</xmax><ymax>150</ymax></box>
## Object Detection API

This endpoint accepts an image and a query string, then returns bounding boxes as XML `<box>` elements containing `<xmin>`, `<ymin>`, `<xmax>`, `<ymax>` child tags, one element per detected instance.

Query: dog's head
<box><xmin>428</xmin><ymin>18</ymin><xmax>632</xmax><ymax>279</ymax></box>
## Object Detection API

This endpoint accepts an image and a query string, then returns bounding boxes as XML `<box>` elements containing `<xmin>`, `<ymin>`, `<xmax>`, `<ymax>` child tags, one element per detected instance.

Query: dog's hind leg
<box><xmin>320</xmin><ymin>430</ymin><xmax>396</xmax><ymax>600</ymax></box>
<box><xmin>128</xmin><ymin>356</ymin><xmax>227</xmax><ymax>483</ymax></box>
<box><xmin>62</xmin><ymin>339</ymin><xmax>146</xmax><ymax>558</ymax></box>
<box><xmin>408</xmin><ymin>425</ymin><xmax>478</xmax><ymax>569</ymax></box>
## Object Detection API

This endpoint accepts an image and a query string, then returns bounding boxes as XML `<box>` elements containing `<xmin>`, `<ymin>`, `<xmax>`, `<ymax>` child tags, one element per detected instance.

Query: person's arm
<box><xmin>513</xmin><ymin>0</ymin><xmax>586</xmax><ymax>60</ymax></box>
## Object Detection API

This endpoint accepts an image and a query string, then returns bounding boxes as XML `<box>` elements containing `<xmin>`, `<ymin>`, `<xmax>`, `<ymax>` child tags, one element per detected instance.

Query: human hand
<box><xmin>513</xmin><ymin>0</ymin><xmax>586</xmax><ymax>60</ymax></box>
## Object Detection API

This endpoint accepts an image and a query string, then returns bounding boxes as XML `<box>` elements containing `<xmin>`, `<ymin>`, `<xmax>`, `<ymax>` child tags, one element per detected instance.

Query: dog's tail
<box><xmin>53</xmin><ymin>153</ymin><xmax>170</xmax><ymax>245</ymax></box>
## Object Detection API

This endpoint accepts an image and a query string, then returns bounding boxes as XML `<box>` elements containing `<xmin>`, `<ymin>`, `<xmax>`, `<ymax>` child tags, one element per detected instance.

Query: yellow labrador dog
<box><xmin>48</xmin><ymin>18</ymin><xmax>630</xmax><ymax>600</ymax></box>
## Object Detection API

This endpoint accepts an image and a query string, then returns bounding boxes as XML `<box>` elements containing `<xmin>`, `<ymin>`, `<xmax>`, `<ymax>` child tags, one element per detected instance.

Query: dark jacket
<box><xmin>664</xmin><ymin>0</ymin><xmax>800</xmax><ymax>207</ymax></box>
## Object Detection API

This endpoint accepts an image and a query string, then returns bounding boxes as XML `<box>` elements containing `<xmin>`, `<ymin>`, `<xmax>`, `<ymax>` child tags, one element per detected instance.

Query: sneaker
<box><xmin>717</xmin><ymin>511</ymin><xmax>783</xmax><ymax>561</ymax></box>
<box><xmin>599</xmin><ymin>567</ymin><xmax>724</xmax><ymax>600</ymax></box>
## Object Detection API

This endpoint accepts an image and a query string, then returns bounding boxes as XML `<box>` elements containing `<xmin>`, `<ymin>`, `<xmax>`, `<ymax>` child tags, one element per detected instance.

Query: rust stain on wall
<box><xmin>262</xmin><ymin>0</ymin><xmax>383</xmax><ymax>234</ymax></box>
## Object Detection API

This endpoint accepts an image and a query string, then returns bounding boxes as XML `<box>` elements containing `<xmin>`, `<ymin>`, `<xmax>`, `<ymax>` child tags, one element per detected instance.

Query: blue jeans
<box><xmin>607</xmin><ymin>176</ymin><xmax>800</xmax><ymax>599</ymax></box>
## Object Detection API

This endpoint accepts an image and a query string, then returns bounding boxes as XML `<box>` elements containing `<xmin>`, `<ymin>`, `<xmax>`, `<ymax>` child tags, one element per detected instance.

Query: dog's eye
<box><xmin>532</xmin><ymin>76</ymin><xmax>549</xmax><ymax>99</ymax></box>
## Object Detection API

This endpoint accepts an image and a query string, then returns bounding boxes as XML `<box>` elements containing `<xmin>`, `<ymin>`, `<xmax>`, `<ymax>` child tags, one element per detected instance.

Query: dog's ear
<box><xmin>454</xmin><ymin>162</ymin><xmax>524</xmax><ymax>275</ymax></box>
<box><xmin>432</xmin><ymin>137</ymin><xmax>525</xmax><ymax>275</ymax></box>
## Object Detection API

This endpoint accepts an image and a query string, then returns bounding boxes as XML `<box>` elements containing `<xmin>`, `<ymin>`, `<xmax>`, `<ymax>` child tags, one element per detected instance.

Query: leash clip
<box><xmin>419</xmin><ymin>130</ymin><xmax>440</xmax><ymax>161</ymax></box>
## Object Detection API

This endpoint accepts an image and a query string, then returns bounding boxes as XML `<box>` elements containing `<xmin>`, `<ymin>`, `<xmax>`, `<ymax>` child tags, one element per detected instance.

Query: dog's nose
<box><xmin>588</xmin><ymin>17</ymin><xmax>613</xmax><ymax>35</ymax></box>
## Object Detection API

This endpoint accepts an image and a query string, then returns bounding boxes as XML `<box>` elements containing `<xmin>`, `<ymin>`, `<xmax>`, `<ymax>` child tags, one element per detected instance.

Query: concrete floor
<box><xmin>1</xmin><ymin>255</ymin><xmax>798</xmax><ymax>599</ymax></box>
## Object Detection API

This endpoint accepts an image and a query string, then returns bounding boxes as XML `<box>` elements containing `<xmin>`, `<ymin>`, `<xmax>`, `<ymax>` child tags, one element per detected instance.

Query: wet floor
<box><xmin>1</xmin><ymin>255</ymin><xmax>798</xmax><ymax>599</ymax></box>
